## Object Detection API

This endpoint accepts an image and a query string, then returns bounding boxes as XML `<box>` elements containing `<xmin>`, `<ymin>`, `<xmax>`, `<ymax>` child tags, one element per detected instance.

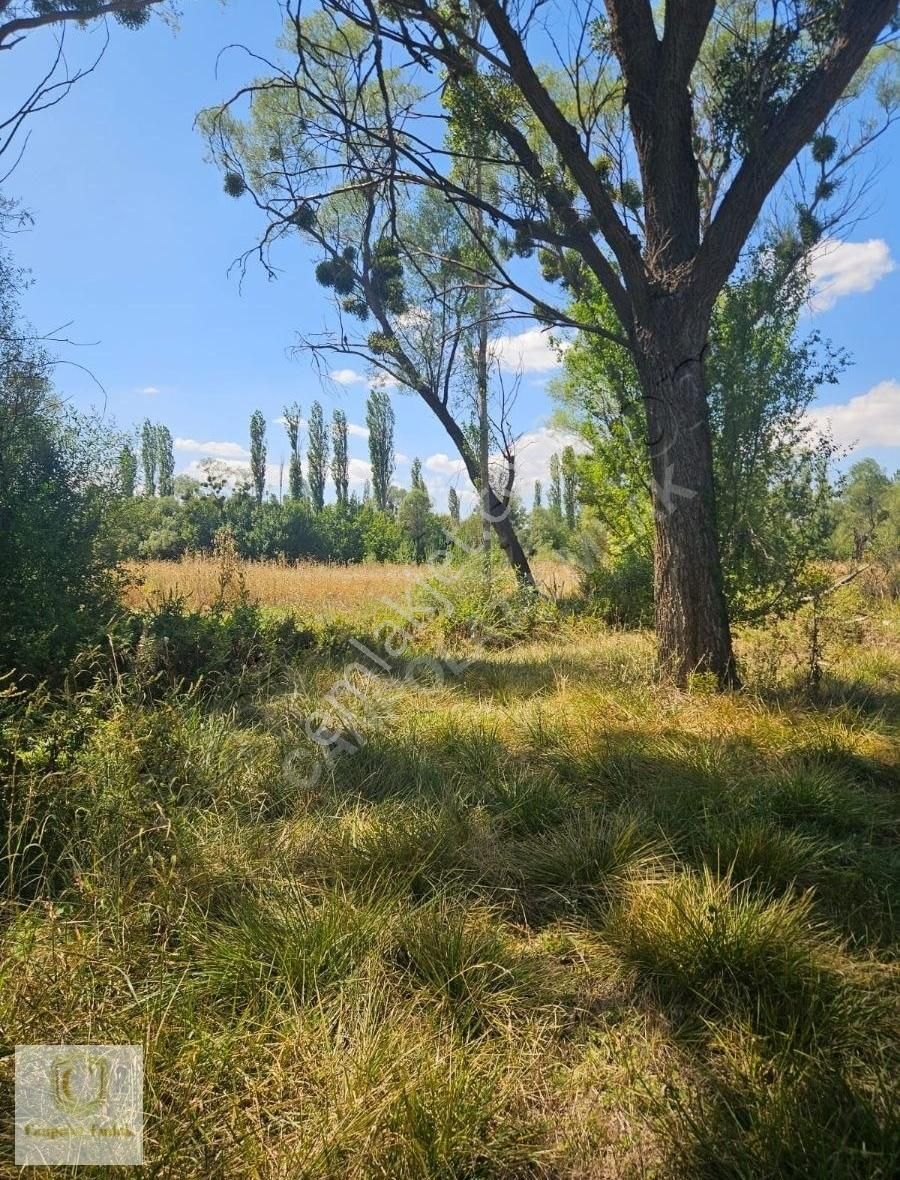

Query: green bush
<box><xmin>125</xmin><ymin>592</ymin><xmax>315</xmax><ymax>688</ymax></box>
<box><xmin>416</xmin><ymin>557</ymin><xmax>556</xmax><ymax>647</ymax></box>
<box><xmin>0</xmin><ymin>259</ymin><xmax>123</xmax><ymax>680</ymax></box>
<box><xmin>580</xmin><ymin>547</ymin><xmax>654</xmax><ymax>627</ymax></box>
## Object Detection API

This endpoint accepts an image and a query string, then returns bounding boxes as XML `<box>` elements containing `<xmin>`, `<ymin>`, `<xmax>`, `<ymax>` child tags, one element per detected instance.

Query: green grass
<box><xmin>1</xmin><ymin>584</ymin><xmax>898</xmax><ymax>1177</ymax></box>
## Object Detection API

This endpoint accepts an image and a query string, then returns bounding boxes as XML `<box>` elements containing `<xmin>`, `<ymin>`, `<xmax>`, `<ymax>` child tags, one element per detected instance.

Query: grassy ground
<box><xmin>2</xmin><ymin>560</ymin><xmax>898</xmax><ymax>1177</ymax></box>
<box><xmin>123</xmin><ymin>555</ymin><xmax>580</xmax><ymax>616</ymax></box>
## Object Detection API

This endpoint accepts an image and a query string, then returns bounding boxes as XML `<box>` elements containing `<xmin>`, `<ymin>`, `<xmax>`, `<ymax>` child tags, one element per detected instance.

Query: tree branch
<box><xmin>695</xmin><ymin>0</ymin><xmax>898</xmax><ymax>309</ymax></box>
<box><xmin>475</xmin><ymin>0</ymin><xmax>644</xmax><ymax>306</ymax></box>
<box><xmin>0</xmin><ymin>1</ymin><xmax>163</xmax><ymax>51</ymax></box>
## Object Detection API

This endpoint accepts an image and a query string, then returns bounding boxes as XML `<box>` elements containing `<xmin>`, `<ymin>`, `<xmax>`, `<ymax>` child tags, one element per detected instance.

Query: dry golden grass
<box><xmin>123</xmin><ymin>555</ymin><xmax>580</xmax><ymax>616</ymax></box>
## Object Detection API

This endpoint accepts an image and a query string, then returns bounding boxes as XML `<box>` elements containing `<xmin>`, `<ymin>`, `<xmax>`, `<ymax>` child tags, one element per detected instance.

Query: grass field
<box><xmin>123</xmin><ymin>555</ymin><xmax>581</xmax><ymax>616</ymax></box>
<box><xmin>2</xmin><ymin>559</ymin><xmax>898</xmax><ymax>1177</ymax></box>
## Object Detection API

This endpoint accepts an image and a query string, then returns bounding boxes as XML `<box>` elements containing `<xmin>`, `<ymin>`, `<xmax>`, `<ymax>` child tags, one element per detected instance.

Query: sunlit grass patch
<box><xmin>605</xmin><ymin>868</ymin><xmax>851</xmax><ymax>1038</ymax></box>
<box><xmin>2</xmin><ymin>582</ymin><xmax>898</xmax><ymax>1177</ymax></box>
<box><xmin>190</xmin><ymin>884</ymin><xmax>386</xmax><ymax>1011</ymax></box>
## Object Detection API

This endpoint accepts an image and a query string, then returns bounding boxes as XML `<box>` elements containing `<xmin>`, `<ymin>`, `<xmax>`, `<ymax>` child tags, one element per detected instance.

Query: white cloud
<box><xmin>348</xmin><ymin>457</ymin><xmax>373</xmax><ymax>489</ymax></box>
<box><xmin>489</xmin><ymin>328</ymin><xmax>570</xmax><ymax>374</ymax></box>
<box><xmin>137</xmin><ymin>385</ymin><xmax>161</xmax><ymax>396</ymax></box>
<box><xmin>329</xmin><ymin>367</ymin><xmax>400</xmax><ymax>390</ymax></box>
<box><xmin>330</xmin><ymin>368</ymin><xmax>364</xmax><ymax>386</ymax></box>
<box><xmin>348</xmin><ymin>421</ymin><xmax>369</xmax><ymax>439</ymax></box>
<box><xmin>179</xmin><ymin>457</ymin><xmax>290</xmax><ymax>494</ymax></box>
<box><xmin>425</xmin><ymin>452</ymin><xmax>467</xmax><ymax>477</ymax></box>
<box><xmin>508</xmin><ymin>427</ymin><xmax>587</xmax><ymax>488</ymax></box>
<box><xmin>807</xmin><ymin>380</ymin><xmax>900</xmax><ymax>448</ymax></box>
<box><xmin>418</xmin><ymin>427</ymin><xmax>586</xmax><ymax>511</ymax></box>
<box><xmin>808</xmin><ymin>238</ymin><xmax>896</xmax><ymax>312</ymax></box>
<box><xmin>174</xmin><ymin>438</ymin><xmax>250</xmax><ymax>459</ymax></box>
<box><xmin>371</xmin><ymin>371</ymin><xmax>400</xmax><ymax>389</ymax></box>
<box><xmin>179</xmin><ymin>458</ymin><xmax>250</xmax><ymax>487</ymax></box>
<box><xmin>394</xmin><ymin>451</ymin><xmax>409</xmax><ymax>464</ymax></box>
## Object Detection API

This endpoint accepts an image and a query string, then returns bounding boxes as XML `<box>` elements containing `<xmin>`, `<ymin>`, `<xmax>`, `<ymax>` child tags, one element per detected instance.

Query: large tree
<box><xmin>202</xmin><ymin>31</ymin><xmax>537</xmax><ymax>587</ymax></box>
<box><xmin>0</xmin><ymin>248</ymin><xmax>121</xmax><ymax>677</ymax></box>
<box><xmin>206</xmin><ymin>0</ymin><xmax>897</xmax><ymax>685</ymax></box>
<box><xmin>557</xmin><ymin>255</ymin><xmax>844</xmax><ymax>619</ymax></box>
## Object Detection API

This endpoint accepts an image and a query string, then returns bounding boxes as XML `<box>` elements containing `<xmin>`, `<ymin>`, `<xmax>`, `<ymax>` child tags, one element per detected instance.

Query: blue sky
<box><xmin>5</xmin><ymin>0</ymin><xmax>899</xmax><ymax>508</ymax></box>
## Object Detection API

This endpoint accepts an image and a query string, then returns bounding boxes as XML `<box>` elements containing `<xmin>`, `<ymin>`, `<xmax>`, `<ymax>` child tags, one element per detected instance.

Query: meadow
<box><xmin>123</xmin><ymin>555</ymin><xmax>582</xmax><ymax>615</ymax></box>
<box><xmin>2</xmin><ymin>556</ymin><xmax>898</xmax><ymax>1178</ymax></box>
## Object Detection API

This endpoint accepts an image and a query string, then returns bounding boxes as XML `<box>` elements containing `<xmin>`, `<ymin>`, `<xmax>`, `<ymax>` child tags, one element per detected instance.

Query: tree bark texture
<box><xmin>636</xmin><ymin>306</ymin><xmax>739</xmax><ymax>688</ymax></box>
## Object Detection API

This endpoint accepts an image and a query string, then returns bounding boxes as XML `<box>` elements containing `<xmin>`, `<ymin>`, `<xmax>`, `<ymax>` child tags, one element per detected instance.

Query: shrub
<box><xmin>0</xmin><ymin>284</ymin><xmax>123</xmax><ymax>680</ymax></box>
<box><xmin>580</xmin><ymin>547</ymin><xmax>654</xmax><ymax>627</ymax></box>
<box><xmin>416</xmin><ymin>557</ymin><xmax>556</xmax><ymax>647</ymax></box>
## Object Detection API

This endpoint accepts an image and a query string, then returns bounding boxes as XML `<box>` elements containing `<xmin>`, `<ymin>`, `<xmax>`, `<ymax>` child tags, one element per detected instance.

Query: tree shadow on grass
<box><xmin>755</xmin><ymin>675</ymin><xmax>900</xmax><ymax>735</ymax></box>
<box><xmin>321</xmin><ymin>709</ymin><xmax>897</xmax><ymax>945</ymax></box>
<box><xmin>451</xmin><ymin>644</ymin><xmax>653</xmax><ymax>700</ymax></box>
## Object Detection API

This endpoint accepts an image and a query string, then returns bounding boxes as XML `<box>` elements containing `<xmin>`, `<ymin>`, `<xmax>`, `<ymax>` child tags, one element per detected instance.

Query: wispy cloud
<box><xmin>807</xmin><ymin>379</ymin><xmax>900</xmax><ymax>448</ymax></box>
<box><xmin>136</xmin><ymin>385</ymin><xmax>161</xmax><ymax>396</ymax></box>
<box><xmin>808</xmin><ymin>238</ymin><xmax>896</xmax><ymax>312</ymax></box>
<box><xmin>174</xmin><ymin>438</ymin><xmax>250</xmax><ymax>460</ymax></box>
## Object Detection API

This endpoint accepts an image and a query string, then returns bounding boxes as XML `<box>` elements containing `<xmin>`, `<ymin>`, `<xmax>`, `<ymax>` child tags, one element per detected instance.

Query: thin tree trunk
<box><xmin>486</xmin><ymin>485</ymin><xmax>535</xmax><ymax>588</ymax></box>
<box><xmin>470</xmin><ymin>0</ymin><xmax>492</xmax><ymax>578</ymax></box>
<box><xmin>637</xmin><ymin>320</ymin><xmax>739</xmax><ymax>689</ymax></box>
<box><xmin>424</xmin><ymin>386</ymin><xmax>536</xmax><ymax>588</ymax></box>
<box><xmin>476</xmin><ymin>311</ymin><xmax>492</xmax><ymax>573</ymax></box>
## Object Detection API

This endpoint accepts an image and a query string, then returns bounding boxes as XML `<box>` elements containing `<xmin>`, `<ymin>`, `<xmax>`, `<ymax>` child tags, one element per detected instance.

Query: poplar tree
<box><xmin>156</xmin><ymin>423</ymin><xmax>175</xmax><ymax>497</ymax></box>
<box><xmin>249</xmin><ymin>410</ymin><xmax>266</xmax><ymax>505</ymax></box>
<box><xmin>561</xmin><ymin>445</ymin><xmax>578</xmax><ymax>530</ymax></box>
<box><xmin>140</xmin><ymin>419</ymin><xmax>157</xmax><ymax>496</ymax></box>
<box><xmin>331</xmin><ymin>408</ymin><xmax>349</xmax><ymax>506</ymax></box>
<box><xmin>118</xmin><ymin>442</ymin><xmax>137</xmax><ymax>497</ymax></box>
<box><xmin>548</xmin><ymin>454</ymin><xmax>562</xmax><ymax>521</ymax></box>
<box><xmin>283</xmin><ymin>402</ymin><xmax>304</xmax><ymax>500</ymax></box>
<box><xmin>366</xmin><ymin>390</ymin><xmax>395</xmax><ymax>512</ymax></box>
<box><xmin>307</xmin><ymin>400</ymin><xmax>329</xmax><ymax>511</ymax></box>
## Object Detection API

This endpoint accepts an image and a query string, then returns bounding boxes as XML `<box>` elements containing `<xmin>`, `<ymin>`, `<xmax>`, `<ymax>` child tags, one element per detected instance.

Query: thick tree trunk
<box><xmin>636</xmin><ymin>315</ymin><xmax>739</xmax><ymax>689</ymax></box>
